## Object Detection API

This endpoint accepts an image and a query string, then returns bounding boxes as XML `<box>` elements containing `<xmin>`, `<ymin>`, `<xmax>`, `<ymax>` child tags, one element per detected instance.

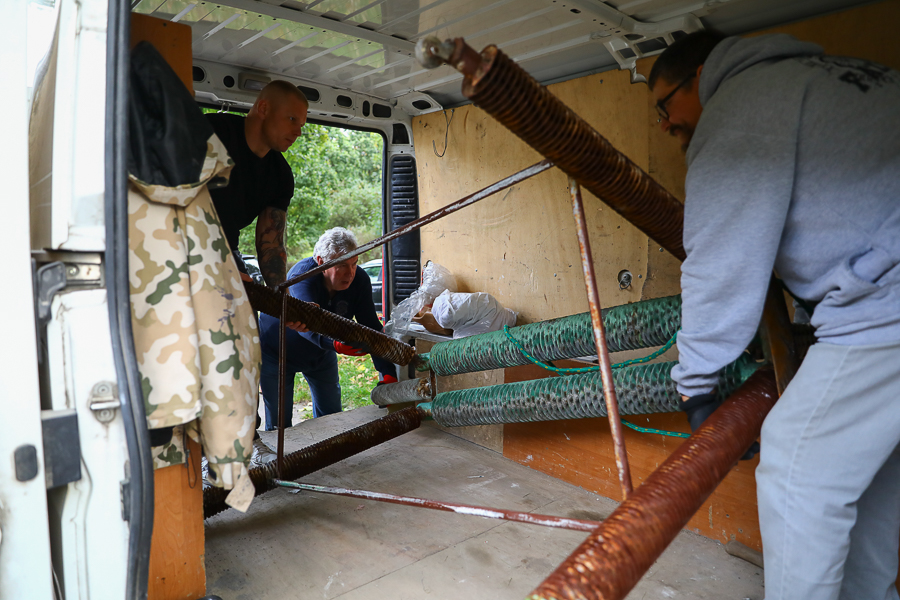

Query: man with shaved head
<box><xmin>207</xmin><ymin>79</ymin><xmax>308</xmax><ymax>287</ymax></box>
<box><xmin>206</xmin><ymin>80</ymin><xmax>308</xmax><ymax>466</ymax></box>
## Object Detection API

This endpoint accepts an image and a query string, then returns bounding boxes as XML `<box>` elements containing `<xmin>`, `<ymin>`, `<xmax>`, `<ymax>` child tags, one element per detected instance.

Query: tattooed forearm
<box><xmin>256</xmin><ymin>207</ymin><xmax>287</xmax><ymax>287</ymax></box>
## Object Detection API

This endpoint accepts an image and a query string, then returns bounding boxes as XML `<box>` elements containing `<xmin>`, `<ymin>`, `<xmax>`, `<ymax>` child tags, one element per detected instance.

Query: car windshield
<box><xmin>362</xmin><ymin>261</ymin><xmax>381</xmax><ymax>282</ymax></box>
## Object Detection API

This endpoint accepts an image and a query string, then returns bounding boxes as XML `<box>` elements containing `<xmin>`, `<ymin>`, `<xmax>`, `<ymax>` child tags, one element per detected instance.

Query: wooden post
<box><xmin>148</xmin><ymin>437</ymin><xmax>206</xmax><ymax>600</ymax></box>
<box><xmin>131</xmin><ymin>14</ymin><xmax>204</xmax><ymax>598</ymax></box>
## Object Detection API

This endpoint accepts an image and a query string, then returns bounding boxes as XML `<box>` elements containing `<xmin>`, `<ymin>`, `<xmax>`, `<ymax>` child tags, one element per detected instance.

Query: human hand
<box><xmin>286</xmin><ymin>321</ymin><xmax>308</xmax><ymax>333</ymax></box>
<box><xmin>334</xmin><ymin>340</ymin><xmax>368</xmax><ymax>356</ymax></box>
<box><xmin>680</xmin><ymin>392</ymin><xmax>722</xmax><ymax>432</ymax></box>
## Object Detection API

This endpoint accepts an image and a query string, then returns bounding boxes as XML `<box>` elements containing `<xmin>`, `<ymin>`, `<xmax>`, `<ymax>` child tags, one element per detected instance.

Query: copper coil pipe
<box><xmin>203</xmin><ymin>406</ymin><xmax>425</xmax><ymax>519</ymax></box>
<box><xmin>244</xmin><ymin>279</ymin><xmax>417</xmax><ymax>366</ymax></box>
<box><xmin>527</xmin><ymin>368</ymin><xmax>778</xmax><ymax>600</ymax></box>
<box><xmin>416</xmin><ymin>38</ymin><xmax>686</xmax><ymax>260</ymax></box>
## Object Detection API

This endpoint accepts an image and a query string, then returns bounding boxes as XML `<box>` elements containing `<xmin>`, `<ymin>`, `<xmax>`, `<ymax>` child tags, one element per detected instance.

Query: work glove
<box><xmin>680</xmin><ymin>392</ymin><xmax>722</xmax><ymax>432</ymax></box>
<box><xmin>333</xmin><ymin>340</ymin><xmax>368</xmax><ymax>356</ymax></box>
<box><xmin>681</xmin><ymin>392</ymin><xmax>759</xmax><ymax>460</ymax></box>
<box><xmin>377</xmin><ymin>374</ymin><xmax>398</xmax><ymax>387</ymax></box>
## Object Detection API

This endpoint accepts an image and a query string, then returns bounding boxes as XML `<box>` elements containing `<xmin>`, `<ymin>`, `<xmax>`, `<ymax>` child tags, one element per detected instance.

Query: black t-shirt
<box><xmin>206</xmin><ymin>113</ymin><xmax>294</xmax><ymax>250</ymax></box>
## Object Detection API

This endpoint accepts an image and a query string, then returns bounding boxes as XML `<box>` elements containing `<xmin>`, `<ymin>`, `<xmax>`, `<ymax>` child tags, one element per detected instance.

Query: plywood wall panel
<box><xmin>131</xmin><ymin>14</ymin><xmax>194</xmax><ymax>95</ymax></box>
<box><xmin>412</xmin><ymin>68</ymin><xmax>652</xmax><ymax>324</ymax></box>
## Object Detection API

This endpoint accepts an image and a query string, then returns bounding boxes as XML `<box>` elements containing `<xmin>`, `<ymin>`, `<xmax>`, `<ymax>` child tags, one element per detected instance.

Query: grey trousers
<box><xmin>757</xmin><ymin>340</ymin><xmax>900</xmax><ymax>600</ymax></box>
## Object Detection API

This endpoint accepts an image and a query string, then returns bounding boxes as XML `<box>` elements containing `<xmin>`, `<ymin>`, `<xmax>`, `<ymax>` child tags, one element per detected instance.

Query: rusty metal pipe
<box><xmin>245</xmin><ymin>280</ymin><xmax>417</xmax><ymax>366</ymax></box>
<box><xmin>527</xmin><ymin>368</ymin><xmax>778</xmax><ymax>600</ymax></box>
<box><xmin>569</xmin><ymin>178</ymin><xmax>632</xmax><ymax>500</ymax></box>
<box><xmin>279</xmin><ymin>159</ymin><xmax>554</xmax><ymax>289</ymax></box>
<box><xmin>277</xmin><ymin>288</ymin><xmax>289</xmax><ymax>475</ymax></box>
<box><xmin>274</xmin><ymin>480</ymin><xmax>602</xmax><ymax>532</ymax></box>
<box><xmin>415</xmin><ymin>38</ymin><xmax>686</xmax><ymax>260</ymax></box>
<box><xmin>203</xmin><ymin>406</ymin><xmax>425</xmax><ymax>519</ymax></box>
<box><xmin>371</xmin><ymin>377</ymin><xmax>432</xmax><ymax>406</ymax></box>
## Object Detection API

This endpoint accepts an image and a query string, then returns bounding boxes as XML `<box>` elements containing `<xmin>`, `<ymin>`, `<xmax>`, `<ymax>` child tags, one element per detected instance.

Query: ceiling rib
<box><xmin>220</xmin><ymin>22</ymin><xmax>283</xmax><ymax>59</ymax></box>
<box><xmin>466</xmin><ymin>5</ymin><xmax>558</xmax><ymax>45</ymax></box>
<box><xmin>374</xmin><ymin>0</ymin><xmax>455</xmax><ymax>33</ymax></box>
<box><xmin>413</xmin><ymin>0</ymin><xmax>518</xmax><ymax>40</ymax></box>
<box><xmin>374</xmin><ymin>12</ymin><xmax>584</xmax><ymax>93</ymax></box>
<box><xmin>345</xmin><ymin>55</ymin><xmax>414</xmax><ymax>83</ymax></box>
<box><xmin>342</xmin><ymin>0</ymin><xmax>388</xmax><ymax>21</ymax></box>
<box><xmin>199</xmin><ymin>14</ymin><xmax>242</xmax><ymax>42</ymax></box>
<box><xmin>251</xmin><ymin>30</ymin><xmax>321</xmax><ymax>66</ymax></box>
<box><xmin>285</xmin><ymin>40</ymin><xmax>353</xmax><ymax>71</ymax></box>
<box><xmin>325</xmin><ymin>48</ymin><xmax>384</xmax><ymax>74</ymax></box>
<box><xmin>199</xmin><ymin>0</ymin><xmax>417</xmax><ymax>55</ymax></box>
<box><xmin>171</xmin><ymin>3</ymin><xmax>197</xmax><ymax>22</ymax></box>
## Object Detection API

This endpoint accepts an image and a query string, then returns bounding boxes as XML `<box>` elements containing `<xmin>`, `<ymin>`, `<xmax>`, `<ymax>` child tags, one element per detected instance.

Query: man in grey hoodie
<box><xmin>648</xmin><ymin>31</ymin><xmax>900</xmax><ymax>600</ymax></box>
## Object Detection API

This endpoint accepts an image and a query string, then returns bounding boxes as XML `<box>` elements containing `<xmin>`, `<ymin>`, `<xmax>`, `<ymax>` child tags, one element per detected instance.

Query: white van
<box><xmin>1</xmin><ymin>0</ymin><xmax>880</xmax><ymax>598</ymax></box>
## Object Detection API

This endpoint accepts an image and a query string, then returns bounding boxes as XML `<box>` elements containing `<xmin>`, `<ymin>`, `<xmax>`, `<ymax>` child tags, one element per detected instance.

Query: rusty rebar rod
<box><xmin>527</xmin><ymin>368</ymin><xmax>778</xmax><ymax>600</ymax></box>
<box><xmin>416</xmin><ymin>37</ymin><xmax>686</xmax><ymax>260</ymax></box>
<box><xmin>274</xmin><ymin>480</ymin><xmax>602</xmax><ymax>532</ymax></box>
<box><xmin>277</xmin><ymin>288</ymin><xmax>289</xmax><ymax>475</ymax></box>
<box><xmin>569</xmin><ymin>178</ymin><xmax>632</xmax><ymax>500</ymax></box>
<box><xmin>204</xmin><ymin>406</ymin><xmax>424</xmax><ymax>519</ymax></box>
<box><xmin>279</xmin><ymin>159</ymin><xmax>554</xmax><ymax>289</ymax></box>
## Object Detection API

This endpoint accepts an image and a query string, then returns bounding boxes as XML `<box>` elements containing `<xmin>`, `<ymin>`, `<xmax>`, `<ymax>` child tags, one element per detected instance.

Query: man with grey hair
<box><xmin>258</xmin><ymin>227</ymin><xmax>397</xmax><ymax>425</ymax></box>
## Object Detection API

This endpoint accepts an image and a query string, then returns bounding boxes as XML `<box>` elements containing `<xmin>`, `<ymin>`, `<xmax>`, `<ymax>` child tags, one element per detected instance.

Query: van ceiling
<box><xmin>133</xmin><ymin>0</ymin><xmax>876</xmax><ymax>110</ymax></box>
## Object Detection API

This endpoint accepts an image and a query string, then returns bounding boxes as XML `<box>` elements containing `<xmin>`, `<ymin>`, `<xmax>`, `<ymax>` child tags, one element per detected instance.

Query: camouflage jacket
<box><xmin>129</xmin><ymin>135</ymin><xmax>259</xmax><ymax>511</ymax></box>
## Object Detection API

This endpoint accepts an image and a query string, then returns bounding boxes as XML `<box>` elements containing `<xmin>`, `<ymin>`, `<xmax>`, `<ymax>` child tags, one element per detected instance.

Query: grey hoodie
<box><xmin>671</xmin><ymin>34</ymin><xmax>900</xmax><ymax>397</ymax></box>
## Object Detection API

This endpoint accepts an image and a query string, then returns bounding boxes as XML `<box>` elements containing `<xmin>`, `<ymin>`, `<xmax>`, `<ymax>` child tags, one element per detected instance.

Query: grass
<box><xmin>292</xmin><ymin>355</ymin><xmax>380</xmax><ymax>421</ymax></box>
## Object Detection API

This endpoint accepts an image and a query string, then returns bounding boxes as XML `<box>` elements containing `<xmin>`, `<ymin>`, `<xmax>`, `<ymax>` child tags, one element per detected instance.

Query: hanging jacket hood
<box><xmin>128</xmin><ymin>41</ymin><xmax>215</xmax><ymax>188</ymax></box>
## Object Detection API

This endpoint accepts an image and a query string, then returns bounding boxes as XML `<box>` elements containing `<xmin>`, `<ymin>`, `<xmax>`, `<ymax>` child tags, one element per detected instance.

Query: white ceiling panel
<box><xmin>132</xmin><ymin>0</ymin><xmax>879</xmax><ymax>111</ymax></box>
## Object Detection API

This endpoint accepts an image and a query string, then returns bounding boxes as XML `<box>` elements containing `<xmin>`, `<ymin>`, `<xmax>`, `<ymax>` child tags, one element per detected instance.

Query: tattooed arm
<box><xmin>255</xmin><ymin>206</ymin><xmax>287</xmax><ymax>287</ymax></box>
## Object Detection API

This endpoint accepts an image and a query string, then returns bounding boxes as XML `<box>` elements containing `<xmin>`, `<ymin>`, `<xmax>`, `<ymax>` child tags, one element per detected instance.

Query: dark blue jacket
<box><xmin>259</xmin><ymin>257</ymin><xmax>395</xmax><ymax>378</ymax></box>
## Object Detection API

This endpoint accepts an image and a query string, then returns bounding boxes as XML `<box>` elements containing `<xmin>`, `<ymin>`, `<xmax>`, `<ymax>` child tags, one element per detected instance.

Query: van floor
<box><xmin>204</xmin><ymin>405</ymin><xmax>764</xmax><ymax>600</ymax></box>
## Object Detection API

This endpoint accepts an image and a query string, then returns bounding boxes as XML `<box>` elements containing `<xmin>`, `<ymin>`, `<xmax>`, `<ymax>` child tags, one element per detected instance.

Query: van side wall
<box><xmin>411</xmin><ymin>0</ymin><xmax>900</xmax><ymax>551</ymax></box>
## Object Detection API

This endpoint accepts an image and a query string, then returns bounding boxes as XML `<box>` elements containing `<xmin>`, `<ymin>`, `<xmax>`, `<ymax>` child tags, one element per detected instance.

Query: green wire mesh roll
<box><xmin>424</xmin><ymin>295</ymin><xmax>681</xmax><ymax>376</ymax></box>
<box><xmin>428</xmin><ymin>354</ymin><xmax>760</xmax><ymax>427</ymax></box>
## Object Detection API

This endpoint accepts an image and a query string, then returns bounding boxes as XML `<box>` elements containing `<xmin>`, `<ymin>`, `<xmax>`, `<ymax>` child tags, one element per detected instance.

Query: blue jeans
<box><xmin>259</xmin><ymin>348</ymin><xmax>342</xmax><ymax>430</ymax></box>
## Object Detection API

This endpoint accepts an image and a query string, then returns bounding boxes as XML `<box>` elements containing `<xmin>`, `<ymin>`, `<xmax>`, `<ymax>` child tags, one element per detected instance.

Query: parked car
<box><xmin>361</xmin><ymin>258</ymin><xmax>383</xmax><ymax>316</ymax></box>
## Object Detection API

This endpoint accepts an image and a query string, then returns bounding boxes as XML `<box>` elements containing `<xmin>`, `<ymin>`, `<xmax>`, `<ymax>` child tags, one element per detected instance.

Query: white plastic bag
<box><xmin>431</xmin><ymin>290</ymin><xmax>518</xmax><ymax>339</ymax></box>
<box><xmin>383</xmin><ymin>261</ymin><xmax>458</xmax><ymax>340</ymax></box>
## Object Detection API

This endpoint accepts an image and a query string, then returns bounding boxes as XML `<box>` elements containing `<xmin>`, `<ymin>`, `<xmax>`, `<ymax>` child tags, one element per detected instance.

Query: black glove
<box><xmin>741</xmin><ymin>441</ymin><xmax>761</xmax><ymax>461</ymax></box>
<box><xmin>680</xmin><ymin>392</ymin><xmax>722</xmax><ymax>432</ymax></box>
<box><xmin>681</xmin><ymin>393</ymin><xmax>760</xmax><ymax>460</ymax></box>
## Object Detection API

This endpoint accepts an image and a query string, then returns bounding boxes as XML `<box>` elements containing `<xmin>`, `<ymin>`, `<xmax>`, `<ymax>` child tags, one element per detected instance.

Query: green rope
<box><xmin>621</xmin><ymin>419</ymin><xmax>690</xmax><ymax>439</ymax></box>
<box><xmin>501</xmin><ymin>325</ymin><xmax>678</xmax><ymax>373</ymax></box>
<box><xmin>501</xmin><ymin>325</ymin><xmax>685</xmax><ymax>439</ymax></box>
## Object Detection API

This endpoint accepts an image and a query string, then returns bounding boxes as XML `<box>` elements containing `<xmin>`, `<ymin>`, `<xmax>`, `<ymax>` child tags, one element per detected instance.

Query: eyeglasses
<box><xmin>655</xmin><ymin>74</ymin><xmax>695</xmax><ymax>121</ymax></box>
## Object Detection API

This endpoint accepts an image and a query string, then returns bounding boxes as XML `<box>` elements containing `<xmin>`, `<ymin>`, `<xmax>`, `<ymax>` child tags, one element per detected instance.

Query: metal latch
<box><xmin>34</xmin><ymin>261</ymin><xmax>67</xmax><ymax>326</ymax></box>
<box><xmin>89</xmin><ymin>381</ymin><xmax>119</xmax><ymax>423</ymax></box>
